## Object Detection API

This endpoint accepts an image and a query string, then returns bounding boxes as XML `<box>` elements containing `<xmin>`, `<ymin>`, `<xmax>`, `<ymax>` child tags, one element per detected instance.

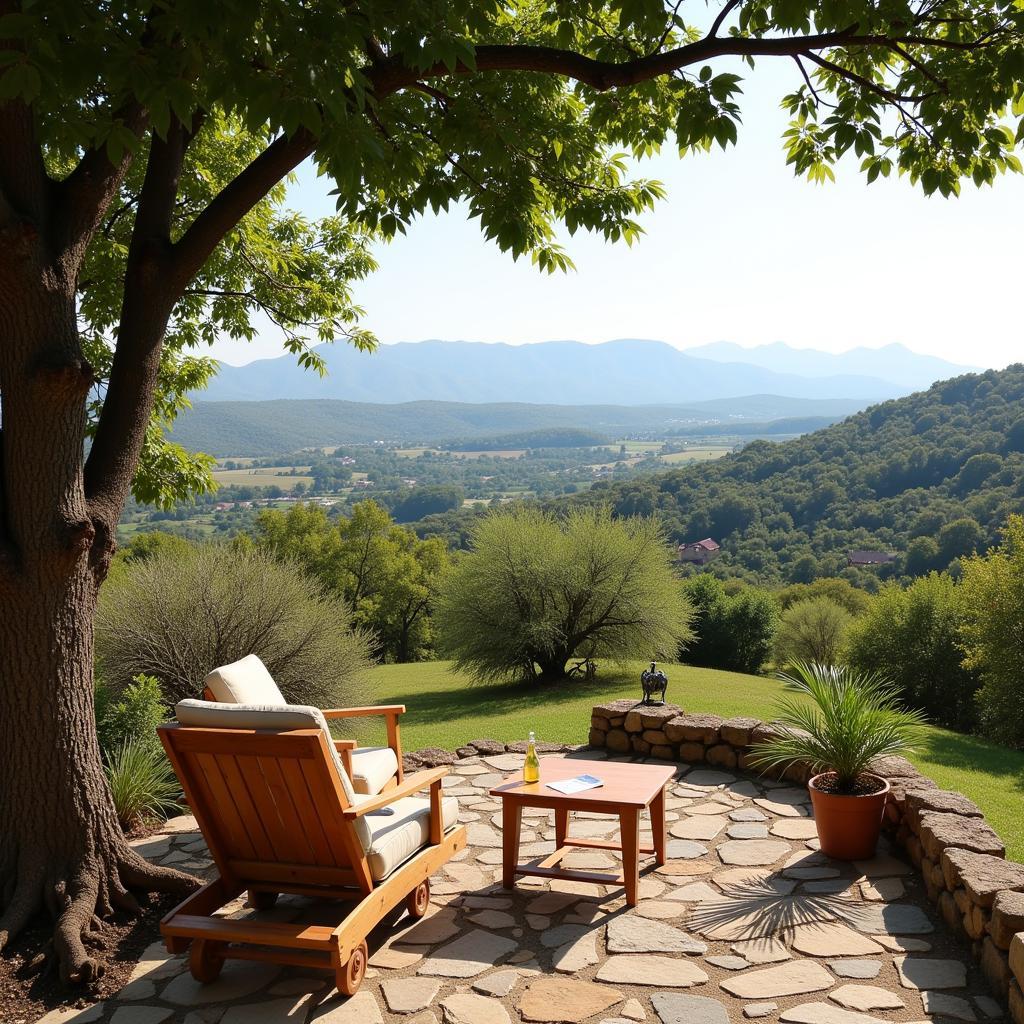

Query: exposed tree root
<box><xmin>0</xmin><ymin>839</ymin><xmax>201</xmax><ymax>985</ymax></box>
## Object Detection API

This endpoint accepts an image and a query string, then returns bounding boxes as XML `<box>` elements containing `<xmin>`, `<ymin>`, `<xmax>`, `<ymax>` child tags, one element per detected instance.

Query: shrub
<box><xmin>960</xmin><ymin>515</ymin><xmax>1024</xmax><ymax>747</ymax></box>
<box><xmin>775</xmin><ymin>596</ymin><xmax>852</xmax><ymax>668</ymax></box>
<box><xmin>104</xmin><ymin>738</ymin><xmax>182</xmax><ymax>830</ymax></box>
<box><xmin>96</xmin><ymin>544</ymin><xmax>371</xmax><ymax>706</ymax></box>
<box><xmin>844</xmin><ymin>574</ymin><xmax>978</xmax><ymax>731</ymax></box>
<box><xmin>776</xmin><ymin>577</ymin><xmax>871</xmax><ymax>617</ymax></box>
<box><xmin>437</xmin><ymin>507</ymin><xmax>693</xmax><ymax>682</ymax></box>
<box><xmin>682</xmin><ymin>576</ymin><xmax>778</xmax><ymax>675</ymax></box>
<box><xmin>749</xmin><ymin>662</ymin><xmax>926</xmax><ymax>794</ymax></box>
<box><xmin>95</xmin><ymin>674</ymin><xmax>167</xmax><ymax>755</ymax></box>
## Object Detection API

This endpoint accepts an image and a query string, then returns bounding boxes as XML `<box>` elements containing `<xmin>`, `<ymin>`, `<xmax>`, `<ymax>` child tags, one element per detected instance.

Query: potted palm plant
<box><xmin>750</xmin><ymin>662</ymin><xmax>926</xmax><ymax>860</ymax></box>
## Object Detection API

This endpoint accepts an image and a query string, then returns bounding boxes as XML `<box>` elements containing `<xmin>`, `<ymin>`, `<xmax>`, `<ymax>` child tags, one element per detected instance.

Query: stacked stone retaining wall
<box><xmin>586</xmin><ymin>699</ymin><xmax>1024</xmax><ymax>1023</ymax></box>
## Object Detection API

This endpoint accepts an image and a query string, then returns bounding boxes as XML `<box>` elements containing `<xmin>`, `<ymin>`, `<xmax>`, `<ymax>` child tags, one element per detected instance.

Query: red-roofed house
<box><xmin>678</xmin><ymin>538</ymin><xmax>721</xmax><ymax>566</ymax></box>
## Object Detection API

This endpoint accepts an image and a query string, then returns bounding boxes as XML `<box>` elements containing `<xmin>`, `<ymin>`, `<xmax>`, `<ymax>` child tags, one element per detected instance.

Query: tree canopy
<box><xmin>247</xmin><ymin>500</ymin><xmax>449</xmax><ymax>662</ymax></box>
<box><xmin>436</xmin><ymin>507</ymin><xmax>693</xmax><ymax>681</ymax></box>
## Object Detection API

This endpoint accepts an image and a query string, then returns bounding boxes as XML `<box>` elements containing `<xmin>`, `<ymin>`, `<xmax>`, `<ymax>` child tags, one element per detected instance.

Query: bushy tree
<box><xmin>960</xmin><ymin>516</ymin><xmax>1024</xmax><ymax>747</ymax></box>
<box><xmin>96</xmin><ymin>545</ymin><xmax>371</xmax><ymax>707</ymax></box>
<box><xmin>844</xmin><ymin>574</ymin><xmax>978</xmax><ymax>731</ymax></box>
<box><xmin>682</xmin><ymin>575</ymin><xmax>777</xmax><ymax>675</ymax></box>
<box><xmin>776</xmin><ymin>578</ymin><xmax>871</xmax><ymax>617</ymax></box>
<box><xmin>437</xmin><ymin>508</ymin><xmax>692</xmax><ymax>681</ymax></box>
<box><xmin>775</xmin><ymin>596</ymin><xmax>852</xmax><ymax>668</ymax></box>
<box><xmin>938</xmin><ymin>517</ymin><xmax>985</xmax><ymax>566</ymax></box>
<box><xmin>250</xmin><ymin>500</ymin><xmax>449</xmax><ymax>662</ymax></box>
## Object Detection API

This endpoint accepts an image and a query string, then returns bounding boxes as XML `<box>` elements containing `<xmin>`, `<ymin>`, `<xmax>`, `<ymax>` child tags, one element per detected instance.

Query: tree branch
<box><xmin>709</xmin><ymin>0</ymin><xmax>741</xmax><ymax>39</ymax></box>
<box><xmin>84</xmin><ymin>116</ymin><xmax>196</xmax><ymax>518</ymax></box>
<box><xmin>169</xmin><ymin>129</ymin><xmax>316</xmax><ymax>290</ymax></box>
<box><xmin>55</xmin><ymin>102</ymin><xmax>149</xmax><ymax>259</ymax></box>
<box><xmin>0</xmin><ymin>0</ymin><xmax>49</xmax><ymax>233</ymax></box>
<box><xmin>369</xmin><ymin>24</ymin><xmax>1010</xmax><ymax>98</ymax></box>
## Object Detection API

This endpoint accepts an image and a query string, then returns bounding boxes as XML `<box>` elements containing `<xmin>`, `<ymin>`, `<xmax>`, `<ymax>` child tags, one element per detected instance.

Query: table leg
<box><xmin>619</xmin><ymin>807</ymin><xmax>640</xmax><ymax>906</ymax></box>
<box><xmin>554</xmin><ymin>807</ymin><xmax>569</xmax><ymax>849</ymax></box>
<box><xmin>502</xmin><ymin>801</ymin><xmax>522</xmax><ymax>890</ymax></box>
<box><xmin>651</xmin><ymin>784</ymin><xmax>667</xmax><ymax>866</ymax></box>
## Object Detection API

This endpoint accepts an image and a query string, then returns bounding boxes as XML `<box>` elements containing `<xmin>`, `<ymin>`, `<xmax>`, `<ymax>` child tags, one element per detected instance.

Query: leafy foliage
<box><xmin>749</xmin><ymin>663</ymin><xmax>926</xmax><ymax>793</ymax></box>
<box><xmin>775</xmin><ymin>596</ymin><xmax>852</xmax><ymax>668</ymax></box>
<box><xmin>76</xmin><ymin>110</ymin><xmax>378</xmax><ymax>507</ymax></box>
<box><xmin>960</xmin><ymin>515</ymin><xmax>1024</xmax><ymax>748</ymax></box>
<box><xmin>96</xmin><ymin>544</ymin><xmax>371</xmax><ymax>705</ymax></box>
<box><xmin>681</xmin><ymin>575</ymin><xmax>777</xmax><ymax>674</ymax></box>
<box><xmin>844</xmin><ymin>574</ymin><xmax>979</xmax><ymax>732</ymax></box>
<box><xmin>436</xmin><ymin>507</ymin><xmax>693</xmax><ymax>682</ymax></box>
<box><xmin>94</xmin><ymin>674</ymin><xmax>168</xmax><ymax>757</ymax></box>
<box><xmin>104</xmin><ymin>739</ymin><xmax>182</xmax><ymax>830</ymax></box>
<box><xmin>248</xmin><ymin>500</ymin><xmax>449</xmax><ymax>662</ymax></box>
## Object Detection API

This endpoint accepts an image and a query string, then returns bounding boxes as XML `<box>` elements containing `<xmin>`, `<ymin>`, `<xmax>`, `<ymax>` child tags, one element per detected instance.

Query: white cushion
<box><xmin>363</xmin><ymin>795</ymin><xmax>459</xmax><ymax>881</ymax></box>
<box><xmin>204</xmin><ymin>654</ymin><xmax>285</xmax><ymax>705</ymax></box>
<box><xmin>350</xmin><ymin>746</ymin><xmax>400</xmax><ymax>795</ymax></box>
<box><xmin>174</xmin><ymin>699</ymin><xmax>371</xmax><ymax>851</ymax></box>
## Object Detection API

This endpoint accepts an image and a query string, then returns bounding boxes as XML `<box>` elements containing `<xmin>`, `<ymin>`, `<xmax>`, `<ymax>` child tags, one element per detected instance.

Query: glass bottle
<box><xmin>524</xmin><ymin>731</ymin><xmax>540</xmax><ymax>783</ymax></box>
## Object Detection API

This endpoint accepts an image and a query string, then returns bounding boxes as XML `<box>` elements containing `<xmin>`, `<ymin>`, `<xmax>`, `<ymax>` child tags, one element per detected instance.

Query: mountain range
<box><xmin>200</xmin><ymin>339</ymin><xmax>975</xmax><ymax>406</ymax></box>
<box><xmin>684</xmin><ymin>341</ymin><xmax>977</xmax><ymax>390</ymax></box>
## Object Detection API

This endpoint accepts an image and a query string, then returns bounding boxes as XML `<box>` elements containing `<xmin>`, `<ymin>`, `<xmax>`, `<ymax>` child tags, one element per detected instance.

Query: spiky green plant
<box><xmin>748</xmin><ymin>662</ymin><xmax>927</xmax><ymax>794</ymax></box>
<box><xmin>104</xmin><ymin>739</ymin><xmax>182</xmax><ymax>830</ymax></box>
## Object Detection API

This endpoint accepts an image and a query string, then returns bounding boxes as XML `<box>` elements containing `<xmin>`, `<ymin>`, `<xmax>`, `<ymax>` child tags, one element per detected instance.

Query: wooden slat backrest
<box><xmin>158</xmin><ymin>724</ymin><xmax>373</xmax><ymax>895</ymax></box>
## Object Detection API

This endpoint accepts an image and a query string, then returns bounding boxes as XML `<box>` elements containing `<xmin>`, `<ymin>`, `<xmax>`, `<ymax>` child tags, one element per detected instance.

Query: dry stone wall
<box><xmin>587</xmin><ymin>699</ymin><xmax>1024</xmax><ymax>1022</ymax></box>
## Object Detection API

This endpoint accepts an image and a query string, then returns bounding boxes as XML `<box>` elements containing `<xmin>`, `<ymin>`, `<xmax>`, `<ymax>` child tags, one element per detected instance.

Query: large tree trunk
<box><xmin>0</xmin><ymin>272</ymin><xmax>198</xmax><ymax>982</ymax></box>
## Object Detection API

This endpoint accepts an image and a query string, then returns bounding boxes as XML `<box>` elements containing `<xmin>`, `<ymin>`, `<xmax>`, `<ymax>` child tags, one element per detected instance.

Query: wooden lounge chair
<box><xmin>201</xmin><ymin>654</ymin><xmax>406</xmax><ymax>796</ymax></box>
<box><xmin>157</xmin><ymin>700</ymin><xmax>466</xmax><ymax>995</ymax></box>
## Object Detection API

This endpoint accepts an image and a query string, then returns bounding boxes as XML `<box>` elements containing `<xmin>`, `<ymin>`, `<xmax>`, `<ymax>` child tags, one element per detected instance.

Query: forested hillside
<box><xmin>565</xmin><ymin>366</ymin><xmax>1024</xmax><ymax>585</ymax></box>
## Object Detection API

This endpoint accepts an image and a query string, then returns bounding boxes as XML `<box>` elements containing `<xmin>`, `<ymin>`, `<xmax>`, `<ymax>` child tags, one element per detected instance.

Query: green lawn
<box><xmin>352</xmin><ymin>660</ymin><xmax>1024</xmax><ymax>860</ymax></box>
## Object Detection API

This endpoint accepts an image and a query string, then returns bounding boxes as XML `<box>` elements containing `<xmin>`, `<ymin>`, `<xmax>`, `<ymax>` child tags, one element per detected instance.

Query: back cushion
<box><xmin>204</xmin><ymin>654</ymin><xmax>285</xmax><ymax>705</ymax></box>
<box><xmin>174</xmin><ymin>699</ymin><xmax>371</xmax><ymax>850</ymax></box>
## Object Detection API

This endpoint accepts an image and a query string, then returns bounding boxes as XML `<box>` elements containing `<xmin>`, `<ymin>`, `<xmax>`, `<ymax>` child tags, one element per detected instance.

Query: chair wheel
<box><xmin>337</xmin><ymin>940</ymin><xmax>367</xmax><ymax>996</ymax></box>
<box><xmin>406</xmin><ymin>880</ymin><xmax>430</xmax><ymax>919</ymax></box>
<box><xmin>248</xmin><ymin>890</ymin><xmax>278</xmax><ymax>911</ymax></box>
<box><xmin>189</xmin><ymin>939</ymin><xmax>225</xmax><ymax>983</ymax></box>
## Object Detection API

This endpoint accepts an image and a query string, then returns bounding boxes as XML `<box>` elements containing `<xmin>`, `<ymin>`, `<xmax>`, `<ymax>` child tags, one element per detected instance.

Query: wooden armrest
<box><xmin>334</xmin><ymin>739</ymin><xmax>358</xmax><ymax>750</ymax></box>
<box><xmin>321</xmin><ymin>705</ymin><xmax>406</xmax><ymax>720</ymax></box>
<box><xmin>342</xmin><ymin>767</ymin><xmax>448</xmax><ymax>818</ymax></box>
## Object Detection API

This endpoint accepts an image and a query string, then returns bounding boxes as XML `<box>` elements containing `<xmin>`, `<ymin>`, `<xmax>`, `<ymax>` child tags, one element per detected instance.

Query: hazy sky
<box><xmin>209</xmin><ymin>57</ymin><xmax>1023</xmax><ymax>370</ymax></box>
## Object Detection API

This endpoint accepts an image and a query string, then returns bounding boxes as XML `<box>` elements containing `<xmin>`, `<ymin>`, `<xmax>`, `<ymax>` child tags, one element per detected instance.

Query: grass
<box><xmin>350</xmin><ymin>659</ymin><xmax>1024</xmax><ymax>860</ymax></box>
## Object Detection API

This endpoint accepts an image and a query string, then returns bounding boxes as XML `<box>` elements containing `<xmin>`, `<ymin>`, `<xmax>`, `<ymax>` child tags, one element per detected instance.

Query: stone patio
<box><xmin>44</xmin><ymin>751</ymin><xmax>1006</xmax><ymax>1024</ymax></box>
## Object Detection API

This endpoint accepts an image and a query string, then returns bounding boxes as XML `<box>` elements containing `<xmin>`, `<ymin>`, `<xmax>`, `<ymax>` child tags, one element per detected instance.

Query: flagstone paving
<box><xmin>54</xmin><ymin>752</ymin><xmax>1006</xmax><ymax>1024</ymax></box>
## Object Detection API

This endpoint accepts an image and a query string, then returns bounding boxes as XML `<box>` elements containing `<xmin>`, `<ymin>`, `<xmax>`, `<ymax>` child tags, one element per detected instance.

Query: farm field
<box><xmin>346</xmin><ymin>659</ymin><xmax>1024</xmax><ymax>860</ymax></box>
<box><xmin>659</xmin><ymin>446</ymin><xmax>733</xmax><ymax>463</ymax></box>
<box><xmin>211</xmin><ymin>466</ymin><xmax>314</xmax><ymax>488</ymax></box>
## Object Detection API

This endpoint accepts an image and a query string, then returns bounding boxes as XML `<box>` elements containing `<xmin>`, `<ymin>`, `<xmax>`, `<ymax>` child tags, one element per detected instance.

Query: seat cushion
<box><xmin>350</xmin><ymin>746</ymin><xmax>400</xmax><ymax>796</ymax></box>
<box><xmin>363</xmin><ymin>795</ymin><xmax>458</xmax><ymax>881</ymax></box>
<box><xmin>204</xmin><ymin>654</ymin><xmax>285</xmax><ymax>705</ymax></box>
<box><xmin>174</xmin><ymin>699</ymin><xmax>371</xmax><ymax>851</ymax></box>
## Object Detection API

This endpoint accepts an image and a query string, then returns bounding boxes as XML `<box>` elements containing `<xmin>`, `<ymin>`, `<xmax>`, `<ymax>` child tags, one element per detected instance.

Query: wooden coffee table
<box><xmin>489</xmin><ymin>757</ymin><xmax>674</xmax><ymax>906</ymax></box>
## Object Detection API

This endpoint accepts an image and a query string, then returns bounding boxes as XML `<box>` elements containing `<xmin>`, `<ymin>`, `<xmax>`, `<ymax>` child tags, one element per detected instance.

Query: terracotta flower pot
<box><xmin>807</xmin><ymin>772</ymin><xmax>890</xmax><ymax>861</ymax></box>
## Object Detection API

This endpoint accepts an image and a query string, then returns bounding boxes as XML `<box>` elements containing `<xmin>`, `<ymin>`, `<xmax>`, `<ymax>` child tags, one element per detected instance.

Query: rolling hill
<box><xmin>200</xmin><ymin>338</ymin><xmax>912</xmax><ymax>405</ymax></box>
<box><xmin>558</xmin><ymin>364</ymin><xmax>1024</xmax><ymax>585</ymax></box>
<box><xmin>170</xmin><ymin>395</ymin><xmax>864</xmax><ymax>456</ymax></box>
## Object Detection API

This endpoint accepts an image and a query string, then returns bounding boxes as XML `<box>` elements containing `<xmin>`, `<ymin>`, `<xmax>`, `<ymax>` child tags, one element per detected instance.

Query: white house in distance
<box><xmin>678</xmin><ymin>538</ymin><xmax>721</xmax><ymax>566</ymax></box>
